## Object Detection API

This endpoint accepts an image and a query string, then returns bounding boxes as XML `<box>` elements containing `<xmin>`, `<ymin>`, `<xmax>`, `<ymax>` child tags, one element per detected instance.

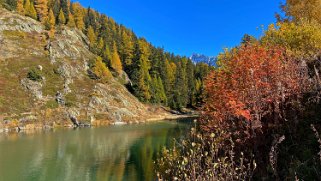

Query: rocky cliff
<box><xmin>0</xmin><ymin>8</ymin><xmax>181</xmax><ymax>131</ymax></box>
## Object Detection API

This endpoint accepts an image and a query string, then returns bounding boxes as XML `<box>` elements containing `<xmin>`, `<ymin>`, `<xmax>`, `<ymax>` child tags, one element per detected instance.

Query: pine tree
<box><xmin>60</xmin><ymin>0</ymin><xmax>69</xmax><ymax>16</ymax></box>
<box><xmin>151</xmin><ymin>75</ymin><xmax>167</xmax><ymax>104</ymax></box>
<box><xmin>58</xmin><ymin>9</ymin><xmax>66</xmax><ymax>25</ymax></box>
<box><xmin>51</xmin><ymin>0</ymin><xmax>60</xmax><ymax>17</ymax></box>
<box><xmin>67</xmin><ymin>13</ymin><xmax>75</xmax><ymax>27</ymax></box>
<box><xmin>67</xmin><ymin>0</ymin><xmax>71</xmax><ymax>10</ymax></box>
<box><xmin>132</xmin><ymin>39</ymin><xmax>152</xmax><ymax>102</ymax></box>
<box><xmin>111</xmin><ymin>42</ymin><xmax>123</xmax><ymax>74</ymax></box>
<box><xmin>16</xmin><ymin>0</ymin><xmax>24</xmax><ymax>15</ymax></box>
<box><xmin>34</xmin><ymin>0</ymin><xmax>48</xmax><ymax>22</ymax></box>
<box><xmin>173</xmin><ymin>59</ymin><xmax>188</xmax><ymax>109</ymax></box>
<box><xmin>186</xmin><ymin>59</ymin><xmax>196</xmax><ymax>106</ymax></box>
<box><xmin>157</xmin><ymin>76</ymin><xmax>167</xmax><ymax>104</ymax></box>
<box><xmin>87</xmin><ymin>25</ymin><xmax>96</xmax><ymax>48</ymax></box>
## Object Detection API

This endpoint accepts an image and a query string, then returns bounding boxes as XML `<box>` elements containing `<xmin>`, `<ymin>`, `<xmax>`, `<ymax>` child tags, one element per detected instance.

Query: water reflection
<box><xmin>0</xmin><ymin>120</ymin><xmax>191</xmax><ymax>181</ymax></box>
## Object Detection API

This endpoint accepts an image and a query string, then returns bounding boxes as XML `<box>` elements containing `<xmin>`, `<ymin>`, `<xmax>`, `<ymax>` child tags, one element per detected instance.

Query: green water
<box><xmin>0</xmin><ymin>120</ymin><xmax>191</xmax><ymax>181</ymax></box>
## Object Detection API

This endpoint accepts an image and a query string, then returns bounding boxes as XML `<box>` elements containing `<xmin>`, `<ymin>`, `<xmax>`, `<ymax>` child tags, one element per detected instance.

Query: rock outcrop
<box><xmin>0</xmin><ymin>8</ymin><xmax>182</xmax><ymax>131</ymax></box>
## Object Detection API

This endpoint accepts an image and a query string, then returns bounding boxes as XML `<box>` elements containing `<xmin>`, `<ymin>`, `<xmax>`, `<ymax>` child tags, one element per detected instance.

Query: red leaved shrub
<box><xmin>201</xmin><ymin>44</ymin><xmax>308</xmax><ymax>140</ymax></box>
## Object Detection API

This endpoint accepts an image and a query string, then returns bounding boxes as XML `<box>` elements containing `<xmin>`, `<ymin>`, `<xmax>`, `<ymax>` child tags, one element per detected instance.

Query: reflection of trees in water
<box><xmin>126</xmin><ymin>121</ymin><xmax>192</xmax><ymax>181</ymax></box>
<box><xmin>0</xmin><ymin>121</ymin><xmax>191</xmax><ymax>181</ymax></box>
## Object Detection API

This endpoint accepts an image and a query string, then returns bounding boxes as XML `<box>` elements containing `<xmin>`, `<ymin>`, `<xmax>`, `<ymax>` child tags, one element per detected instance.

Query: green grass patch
<box><xmin>45</xmin><ymin>100</ymin><xmax>59</xmax><ymax>109</ymax></box>
<box><xmin>2</xmin><ymin>30</ymin><xmax>26</xmax><ymax>39</ymax></box>
<box><xmin>0</xmin><ymin>96</ymin><xmax>4</xmax><ymax>107</ymax></box>
<box><xmin>65</xmin><ymin>93</ymin><xmax>77</xmax><ymax>107</ymax></box>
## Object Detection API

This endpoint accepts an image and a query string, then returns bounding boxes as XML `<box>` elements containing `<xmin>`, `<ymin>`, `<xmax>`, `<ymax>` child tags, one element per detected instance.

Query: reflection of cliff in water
<box><xmin>0</xmin><ymin>120</ymin><xmax>191</xmax><ymax>181</ymax></box>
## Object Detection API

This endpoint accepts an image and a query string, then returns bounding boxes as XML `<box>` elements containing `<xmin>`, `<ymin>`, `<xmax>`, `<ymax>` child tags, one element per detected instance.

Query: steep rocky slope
<box><xmin>0</xmin><ymin>8</ymin><xmax>180</xmax><ymax>131</ymax></box>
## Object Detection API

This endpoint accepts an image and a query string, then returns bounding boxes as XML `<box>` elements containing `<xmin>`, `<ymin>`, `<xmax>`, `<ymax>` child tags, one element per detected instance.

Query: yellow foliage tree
<box><xmin>97</xmin><ymin>38</ymin><xmax>104</xmax><ymax>51</ymax></box>
<box><xmin>16</xmin><ymin>0</ymin><xmax>24</xmax><ymax>15</ymax></box>
<box><xmin>262</xmin><ymin>20</ymin><xmax>321</xmax><ymax>58</ymax></box>
<box><xmin>34</xmin><ymin>0</ymin><xmax>48</xmax><ymax>22</ymax></box>
<box><xmin>103</xmin><ymin>45</ymin><xmax>112</xmax><ymax>62</ymax></box>
<box><xmin>111</xmin><ymin>42</ymin><xmax>123</xmax><ymax>74</ymax></box>
<box><xmin>87</xmin><ymin>25</ymin><xmax>96</xmax><ymax>47</ymax></box>
<box><xmin>67</xmin><ymin>13</ymin><xmax>76</xmax><ymax>28</ymax></box>
<box><xmin>72</xmin><ymin>2</ymin><xmax>85</xmax><ymax>30</ymax></box>
<box><xmin>282</xmin><ymin>0</ymin><xmax>321</xmax><ymax>24</ymax></box>
<box><xmin>48</xmin><ymin>9</ymin><xmax>55</xmax><ymax>28</ymax></box>
<box><xmin>58</xmin><ymin>9</ymin><xmax>66</xmax><ymax>25</ymax></box>
<box><xmin>24</xmin><ymin>0</ymin><xmax>37</xmax><ymax>19</ymax></box>
<box><xmin>92</xmin><ymin>56</ymin><xmax>113</xmax><ymax>82</ymax></box>
<box><xmin>29</xmin><ymin>2</ymin><xmax>37</xmax><ymax>19</ymax></box>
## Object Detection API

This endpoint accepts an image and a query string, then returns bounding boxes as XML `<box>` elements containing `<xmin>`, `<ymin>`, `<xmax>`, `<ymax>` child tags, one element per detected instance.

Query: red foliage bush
<box><xmin>201</xmin><ymin>44</ymin><xmax>308</xmax><ymax>140</ymax></box>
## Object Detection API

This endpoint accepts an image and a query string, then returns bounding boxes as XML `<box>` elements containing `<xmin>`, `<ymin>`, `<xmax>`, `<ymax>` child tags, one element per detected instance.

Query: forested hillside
<box><xmin>0</xmin><ymin>0</ymin><xmax>212</xmax><ymax>110</ymax></box>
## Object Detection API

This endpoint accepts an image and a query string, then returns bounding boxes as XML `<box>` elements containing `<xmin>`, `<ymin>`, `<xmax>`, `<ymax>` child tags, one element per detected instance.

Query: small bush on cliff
<box><xmin>27</xmin><ymin>68</ymin><xmax>43</xmax><ymax>82</ymax></box>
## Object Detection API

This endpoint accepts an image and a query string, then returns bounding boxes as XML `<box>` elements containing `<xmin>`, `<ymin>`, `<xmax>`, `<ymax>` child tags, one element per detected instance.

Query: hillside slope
<box><xmin>0</xmin><ymin>8</ymin><xmax>176</xmax><ymax>131</ymax></box>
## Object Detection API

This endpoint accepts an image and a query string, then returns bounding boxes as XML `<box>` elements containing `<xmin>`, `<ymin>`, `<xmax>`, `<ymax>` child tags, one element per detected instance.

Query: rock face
<box><xmin>0</xmin><ymin>8</ymin><xmax>165</xmax><ymax>129</ymax></box>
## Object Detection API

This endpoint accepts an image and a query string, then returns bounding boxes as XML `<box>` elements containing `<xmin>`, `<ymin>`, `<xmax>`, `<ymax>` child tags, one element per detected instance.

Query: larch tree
<box><xmin>67</xmin><ymin>13</ymin><xmax>75</xmax><ymax>27</ymax></box>
<box><xmin>164</xmin><ymin>59</ymin><xmax>176</xmax><ymax>93</ymax></box>
<box><xmin>16</xmin><ymin>0</ymin><xmax>24</xmax><ymax>15</ymax></box>
<box><xmin>58</xmin><ymin>8</ymin><xmax>66</xmax><ymax>25</ymax></box>
<box><xmin>72</xmin><ymin>2</ymin><xmax>85</xmax><ymax>30</ymax></box>
<box><xmin>34</xmin><ymin>0</ymin><xmax>48</xmax><ymax>22</ymax></box>
<box><xmin>29</xmin><ymin>2</ymin><xmax>37</xmax><ymax>19</ymax></box>
<box><xmin>92</xmin><ymin>56</ymin><xmax>113</xmax><ymax>82</ymax></box>
<box><xmin>48</xmin><ymin>9</ymin><xmax>55</xmax><ymax>28</ymax></box>
<box><xmin>97</xmin><ymin>38</ymin><xmax>104</xmax><ymax>50</ymax></box>
<box><xmin>24</xmin><ymin>0</ymin><xmax>31</xmax><ymax>15</ymax></box>
<box><xmin>120</xmin><ymin>30</ymin><xmax>134</xmax><ymax>67</ymax></box>
<box><xmin>103</xmin><ymin>44</ymin><xmax>112</xmax><ymax>64</ymax></box>
<box><xmin>24</xmin><ymin>0</ymin><xmax>36</xmax><ymax>19</ymax></box>
<box><xmin>46</xmin><ymin>8</ymin><xmax>55</xmax><ymax>37</ymax></box>
<box><xmin>87</xmin><ymin>25</ymin><xmax>96</xmax><ymax>48</ymax></box>
<box><xmin>111</xmin><ymin>42</ymin><xmax>123</xmax><ymax>74</ymax></box>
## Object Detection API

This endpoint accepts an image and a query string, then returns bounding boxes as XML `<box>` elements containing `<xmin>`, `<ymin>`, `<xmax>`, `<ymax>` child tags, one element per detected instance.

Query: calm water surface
<box><xmin>0</xmin><ymin>119</ymin><xmax>191</xmax><ymax>181</ymax></box>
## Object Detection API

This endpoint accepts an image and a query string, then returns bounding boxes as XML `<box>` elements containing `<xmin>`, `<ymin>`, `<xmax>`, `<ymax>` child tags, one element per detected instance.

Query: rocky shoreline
<box><xmin>0</xmin><ymin>110</ymin><xmax>199</xmax><ymax>134</ymax></box>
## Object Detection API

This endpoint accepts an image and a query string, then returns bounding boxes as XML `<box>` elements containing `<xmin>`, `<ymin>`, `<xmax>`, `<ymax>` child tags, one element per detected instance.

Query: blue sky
<box><xmin>77</xmin><ymin>0</ymin><xmax>284</xmax><ymax>57</ymax></box>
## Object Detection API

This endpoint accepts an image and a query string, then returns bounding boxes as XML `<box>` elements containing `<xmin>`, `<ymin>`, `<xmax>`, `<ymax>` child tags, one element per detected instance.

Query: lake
<box><xmin>0</xmin><ymin>119</ymin><xmax>192</xmax><ymax>181</ymax></box>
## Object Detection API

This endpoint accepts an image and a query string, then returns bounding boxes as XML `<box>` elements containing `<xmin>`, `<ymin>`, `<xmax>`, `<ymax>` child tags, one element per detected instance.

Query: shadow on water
<box><xmin>0</xmin><ymin>118</ymin><xmax>193</xmax><ymax>181</ymax></box>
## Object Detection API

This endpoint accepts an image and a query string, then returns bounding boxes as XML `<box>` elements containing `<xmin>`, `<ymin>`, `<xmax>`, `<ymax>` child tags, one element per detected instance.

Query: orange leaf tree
<box><xmin>201</xmin><ymin>44</ymin><xmax>307</xmax><ymax>140</ymax></box>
